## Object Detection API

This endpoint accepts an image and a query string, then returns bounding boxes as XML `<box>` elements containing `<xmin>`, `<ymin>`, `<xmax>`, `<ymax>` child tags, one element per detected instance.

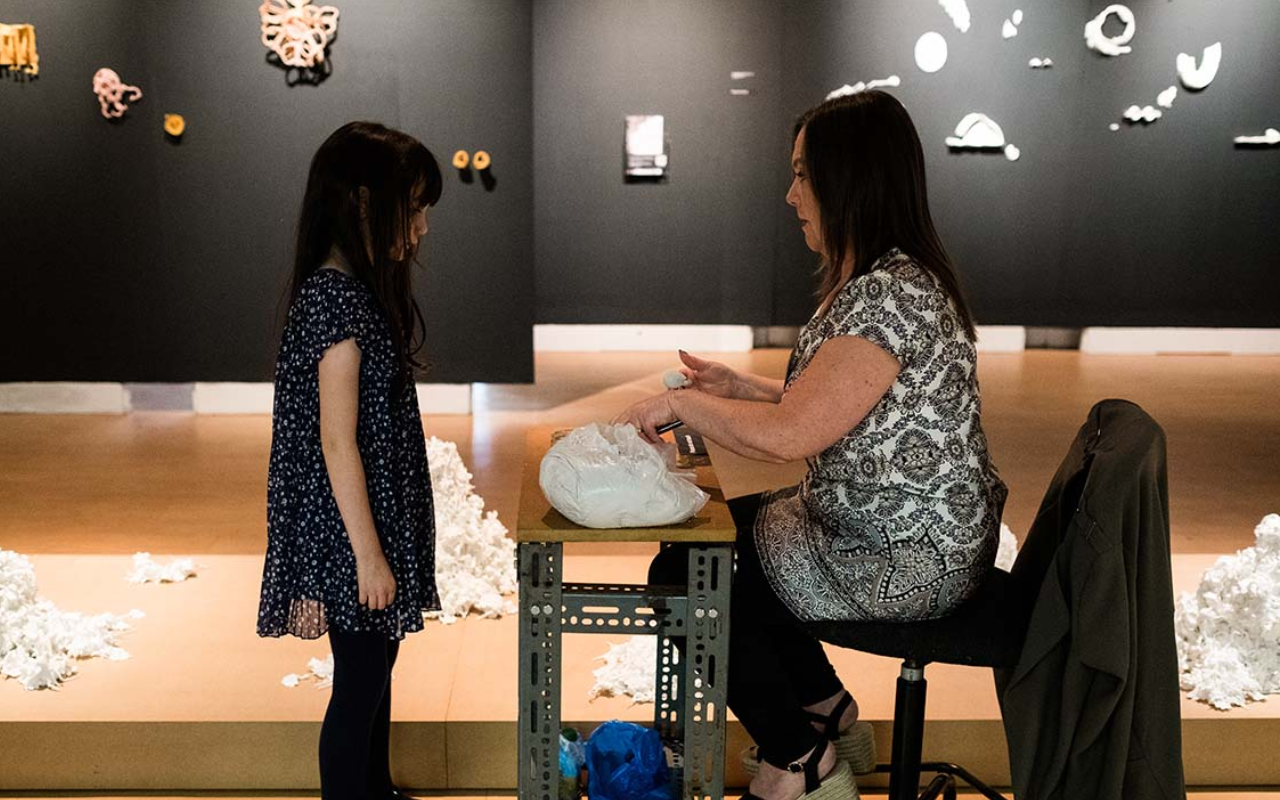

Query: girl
<box><xmin>257</xmin><ymin>121</ymin><xmax>444</xmax><ymax>800</ymax></box>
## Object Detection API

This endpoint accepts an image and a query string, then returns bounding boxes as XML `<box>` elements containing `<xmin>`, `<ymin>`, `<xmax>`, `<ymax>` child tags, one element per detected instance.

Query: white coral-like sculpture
<box><xmin>0</xmin><ymin>550</ymin><xmax>143</xmax><ymax>690</ymax></box>
<box><xmin>92</xmin><ymin>68</ymin><xmax>142</xmax><ymax>119</ymax></box>
<box><xmin>259</xmin><ymin>0</ymin><xmax>340</xmax><ymax>69</ymax></box>
<box><xmin>1175</xmin><ymin>514</ymin><xmax>1280</xmax><ymax>709</ymax></box>
<box><xmin>423</xmin><ymin>437</ymin><xmax>517</xmax><ymax>624</ymax></box>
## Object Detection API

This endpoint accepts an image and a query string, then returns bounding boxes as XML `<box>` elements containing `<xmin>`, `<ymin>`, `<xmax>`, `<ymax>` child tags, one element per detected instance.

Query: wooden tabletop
<box><xmin>516</xmin><ymin>426</ymin><xmax>738</xmax><ymax>543</ymax></box>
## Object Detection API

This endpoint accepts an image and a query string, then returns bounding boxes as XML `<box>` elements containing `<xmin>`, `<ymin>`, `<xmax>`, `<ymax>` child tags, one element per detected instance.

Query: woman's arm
<box><xmin>622</xmin><ymin>336</ymin><xmax>900</xmax><ymax>463</ymax></box>
<box><xmin>732</xmin><ymin>372</ymin><xmax>786</xmax><ymax>403</ymax></box>
<box><xmin>318</xmin><ymin>338</ymin><xmax>396</xmax><ymax>610</ymax></box>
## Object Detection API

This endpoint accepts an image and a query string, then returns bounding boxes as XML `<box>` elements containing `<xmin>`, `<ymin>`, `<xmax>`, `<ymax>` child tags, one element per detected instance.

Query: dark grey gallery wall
<box><xmin>533</xmin><ymin>0</ymin><xmax>786</xmax><ymax>325</ymax></box>
<box><xmin>0</xmin><ymin>0</ymin><xmax>533</xmax><ymax>384</ymax></box>
<box><xmin>537</xmin><ymin>0</ymin><xmax>1280</xmax><ymax>328</ymax></box>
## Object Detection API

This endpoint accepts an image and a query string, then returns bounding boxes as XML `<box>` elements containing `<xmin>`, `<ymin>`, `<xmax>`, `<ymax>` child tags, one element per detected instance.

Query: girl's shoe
<box><xmin>739</xmin><ymin>737</ymin><xmax>859</xmax><ymax>800</ymax></box>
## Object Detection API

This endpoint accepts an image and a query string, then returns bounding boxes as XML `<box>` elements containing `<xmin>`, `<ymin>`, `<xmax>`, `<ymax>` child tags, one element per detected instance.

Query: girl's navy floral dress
<box><xmin>257</xmin><ymin>267</ymin><xmax>440</xmax><ymax>641</ymax></box>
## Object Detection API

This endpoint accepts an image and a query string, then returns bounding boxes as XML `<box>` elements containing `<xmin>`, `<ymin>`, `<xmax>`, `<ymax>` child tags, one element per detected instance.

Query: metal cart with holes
<box><xmin>516</xmin><ymin>427</ymin><xmax>738</xmax><ymax>800</ymax></box>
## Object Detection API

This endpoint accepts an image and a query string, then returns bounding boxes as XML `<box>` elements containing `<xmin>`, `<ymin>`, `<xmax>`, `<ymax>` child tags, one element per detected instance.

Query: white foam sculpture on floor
<box><xmin>938</xmin><ymin>0</ymin><xmax>970</xmax><ymax>33</ymax></box>
<box><xmin>423</xmin><ymin>436</ymin><xmax>517</xmax><ymax>624</ymax></box>
<box><xmin>0</xmin><ymin>550</ymin><xmax>144</xmax><ymax>690</ymax></box>
<box><xmin>1085</xmin><ymin>5</ymin><xmax>1135</xmax><ymax>57</ymax></box>
<box><xmin>1176</xmin><ymin>514</ymin><xmax>1280</xmax><ymax>710</ymax></box>
<box><xmin>827</xmin><ymin>75</ymin><xmax>901</xmax><ymax>101</ymax></box>
<box><xmin>946</xmin><ymin>113</ymin><xmax>1021</xmax><ymax>161</ymax></box>
<box><xmin>590</xmin><ymin>636</ymin><xmax>659</xmax><ymax>703</ymax></box>
<box><xmin>126</xmin><ymin>552</ymin><xmax>198</xmax><ymax>584</ymax></box>
<box><xmin>540</xmin><ymin>423</ymin><xmax>709</xmax><ymax>529</ymax></box>
<box><xmin>1177</xmin><ymin>42</ymin><xmax>1222</xmax><ymax>91</ymax></box>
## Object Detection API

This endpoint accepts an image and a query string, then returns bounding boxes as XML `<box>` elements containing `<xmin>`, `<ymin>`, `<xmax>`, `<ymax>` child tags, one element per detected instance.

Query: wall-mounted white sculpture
<box><xmin>91</xmin><ymin>68</ymin><xmax>142</xmax><ymax>119</ymax></box>
<box><xmin>1110</xmin><ymin>123</ymin><xmax>1121</xmax><ymax>131</ymax></box>
<box><xmin>915</xmin><ymin>32</ymin><xmax>948</xmax><ymax>73</ymax></box>
<box><xmin>938</xmin><ymin>0</ymin><xmax>971</xmax><ymax>33</ymax></box>
<box><xmin>1029</xmin><ymin>57</ymin><xmax>1053</xmax><ymax>69</ymax></box>
<box><xmin>945</xmin><ymin>113</ymin><xmax>1020</xmax><ymax>161</ymax></box>
<box><xmin>1177</xmin><ymin>42</ymin><xmax>1222</xmax><ymax>91</ymax></box>
<box><xmin>1123</xmin><ymin>105</ymin><xmax>1162</xmax><ymax>124</ymax></box>
<box><xmin>826</xmin><ymin>75</ymin><xmax>901</xmax><ymax>101</ymax></box>
<box><xmin>1234</xmin><ymin>128</ymin><xmax>1280</xmax><ymax>146</ymax></box>
<box><xmin>1002</xmin><ymin>9</ymin><xmax>1023</xmax><ymax>39</ymax></box>
<box><xmin>1085</xmin><ymin>5</ymin><xmax>1135</xmax><ymax>57</ymax></box>
<box><xmin>259</xmin><ymin>0</ymin><xmax>340</xmax><ymax>70</ymax></box>
<box><xmin>1157</xmin><ymin>86</ymin><xmax>1178</xmax><ymax>109</ymax></box>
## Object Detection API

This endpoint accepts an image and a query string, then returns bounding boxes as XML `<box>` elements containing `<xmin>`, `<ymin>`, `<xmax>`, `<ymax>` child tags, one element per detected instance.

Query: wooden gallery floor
<box><xmin>1</xmin><ymin>350</ymin><xmax>1278</xmax><ymax>795</ymax></box>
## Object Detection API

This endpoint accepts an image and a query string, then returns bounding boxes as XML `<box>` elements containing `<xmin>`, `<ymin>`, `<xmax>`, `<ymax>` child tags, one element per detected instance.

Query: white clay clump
<box><xmin>938</xmin><ymin>0</ymin><xmax>971</xmax><ymax>33</ymax></box>
<box><xmin>826</xmin><ymin>75</ymin><xmax>901</xmax><ymax>101</ymax></box>
<box><xmin>1085</xmin><ymin>5</ymin><xmax>1135</xmax><ymax>57</ymax></box>
<box><xmin>1002</xmin><ymin>10</ymin><xmax>1022</xmax><ymax>40</ymax></box>
<box><xmin>915</xmin><ymin>32</ymin><xmax>949</xmax><ymax>74</ymax></box>
<box><xmin>1177</xmin><ymin>42</ymin><xmax>1222</xmax><ymax>91</ymax></box>
<box><xmin>1157</xmin><ymin>86</ymin><xmax>1178</xmax><ymax>109</ymax></box>
<box><xmin>589</xmin><ymin>636</ymin><xmax>658</xmax><ymax>703</ymax></box>
<box><xmin>540</xmin><ymin>423</ymin><xmax>709</xmax><ymax>529</ymax></box>
<box><xmin>423</xmin><ymin>437</ymin><xmax>516</xmax><ymax>624</ymax></box>
<box><xmin>1</xmin><ymin>550</ymin><xmax>143</xmax><ymax>691</ymax></box>
<box><xmin>127</xmin><ymin>553</ymin><xmax>198</xmax><ymax>584</ymax></box>
<box><xmin>663</xmin><ymin>369</ymin><xmax>692</xmax><ymax>389</ymax></box>
<box><xmin>1175</xmin><ymin>514</ymin><xmax>1280</xmax><ymax>709</ymax></box>
<box><xmin>1029</xmin><ymin>58</ymin><xmax>1053</xmax><ymax>69</ymax></box>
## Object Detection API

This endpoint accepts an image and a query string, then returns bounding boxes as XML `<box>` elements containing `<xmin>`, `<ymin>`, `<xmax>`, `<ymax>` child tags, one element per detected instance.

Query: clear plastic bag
<box><xmin>539</xmin><ymin>423</ymin><xmax>709</xmax><ymax>529</ymax></box>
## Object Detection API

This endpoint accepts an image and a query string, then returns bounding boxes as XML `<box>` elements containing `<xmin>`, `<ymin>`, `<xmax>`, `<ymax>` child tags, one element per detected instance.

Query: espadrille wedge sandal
<box><xmin>739</xmin><ymin>737</ymin><xmax>859</xmax><ymax>800</ymax></box>
<box><xmin>742</xmin><ymin>692</ymin><xmax>877</xmax><ymax>776</ymax></box>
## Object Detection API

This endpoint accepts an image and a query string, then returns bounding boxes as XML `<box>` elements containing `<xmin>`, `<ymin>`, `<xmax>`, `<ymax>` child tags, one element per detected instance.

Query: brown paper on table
<box><xmin>703</xmin><ymin>438</ymin><xmax>808</xmax><ymax>500</ymax></box>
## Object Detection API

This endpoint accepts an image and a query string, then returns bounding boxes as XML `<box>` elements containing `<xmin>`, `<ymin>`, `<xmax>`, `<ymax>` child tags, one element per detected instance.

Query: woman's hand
<box><xmin>678</xmin><ymin>350</ymin><xmax>738</xmax><ymax>399</ymax></box>
<box><xmin>612</xmin><ymin>391</ymin><xmax>678</xmax><ymax>444</ymax></box>
<box><xmin>356</xmin><ymin>554</ymin><xmax>397</xmax><ymax>611</ymax></box>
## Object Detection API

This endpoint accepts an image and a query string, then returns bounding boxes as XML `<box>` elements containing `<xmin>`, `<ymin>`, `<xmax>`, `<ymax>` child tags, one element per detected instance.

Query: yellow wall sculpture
<box><xmin>0</xmin><ymin>23</ymin><xmax>39</xmax><ymax>76</ymax></box>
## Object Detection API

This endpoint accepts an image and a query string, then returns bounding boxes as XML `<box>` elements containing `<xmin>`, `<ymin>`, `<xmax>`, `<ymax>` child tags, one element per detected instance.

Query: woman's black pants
<box><xmin>648</xmin><ymin>493</ymin><xmax>845</xmax><ymax>768</ymax></box>
<box><xmin>320</xmin><ymin>628</ymin><xmax>401</xmax><ymax>800</ymax></box>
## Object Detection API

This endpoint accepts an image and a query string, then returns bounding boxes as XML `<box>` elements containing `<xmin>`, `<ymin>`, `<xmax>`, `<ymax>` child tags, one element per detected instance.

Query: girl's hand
<box><xmin>678</xmin><ymin>349</ymin><xmax>738</xmax><ymax>399</ymax></box>
<box><xmin>612</xmin><ymin>392</ymin><xmax>677</xmax><ymax>444</ymax></box>
<box><xmin>357</xmin><ymin>554</ymin><xmax>397</xmax><ymax>611</ymax></box>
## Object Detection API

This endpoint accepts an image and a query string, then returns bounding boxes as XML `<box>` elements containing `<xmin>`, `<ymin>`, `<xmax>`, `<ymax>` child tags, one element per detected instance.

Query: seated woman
<box><xmin>614</xmin><ymin>90</ymin><xmax>1007</xmax><ymax>800</ymax></box>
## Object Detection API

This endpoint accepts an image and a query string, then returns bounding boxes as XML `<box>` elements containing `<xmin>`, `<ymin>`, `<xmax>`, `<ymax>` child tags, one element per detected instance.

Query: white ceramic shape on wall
<box><xmin>1234</xmin><ymin>128</ymin><xmax>1280</xmax><ymax>146</ymax></box>
<box><xmin>1158</xmin><ymin>86</ymin><xmax>1178</xmax><ymax>109</ymax></box>
<box><xmin>826</xmin><ymin>75</ymin><xmax>901</xmax><ymax>101</ymax></box>
<box><xmin>915</xmin><ymin>32</ymin><xmax>948</xmax><ymax>73</ymax></box>
<box><xmin>938</xmin><ymin>0</ymin><xmax>971</xmax><ymax>33</ymax></box>
<box><xmin>1177</xmin><ymin>42</ymin><xmax>1222</xmax><ymax>91</ymax></box>
<box><xmin>1085</xmin><ymin>5</ymin><xmax>1135</xmax><ymax>57</ymax></box>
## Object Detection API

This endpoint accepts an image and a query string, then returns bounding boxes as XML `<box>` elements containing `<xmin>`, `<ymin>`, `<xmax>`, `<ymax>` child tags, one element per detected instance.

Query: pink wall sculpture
<box><xmin>92</xmin><ymin>68</ymin><xmax>142</xmax><ymax>119</ymax></box>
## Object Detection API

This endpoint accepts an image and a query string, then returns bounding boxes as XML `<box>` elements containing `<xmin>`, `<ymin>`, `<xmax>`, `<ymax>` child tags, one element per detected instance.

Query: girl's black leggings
<box><xmin>320</xmin><ymin>627</ymin><xmax>401</xmax><ymax>800</ymax></box>
<box><xmin>648</xmin><ymin>493</ymin><xmax>845</xmax><ymax>768</ymax></box>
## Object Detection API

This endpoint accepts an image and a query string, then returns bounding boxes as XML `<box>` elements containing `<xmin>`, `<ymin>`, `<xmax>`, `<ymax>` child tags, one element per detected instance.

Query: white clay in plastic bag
<box><xmin>540</xmin><ymin>423</ymin><xmax>709</xmax><ymax>529</ymax></box>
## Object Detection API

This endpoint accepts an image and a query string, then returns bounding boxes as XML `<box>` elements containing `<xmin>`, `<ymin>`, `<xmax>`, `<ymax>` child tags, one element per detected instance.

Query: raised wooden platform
<box><xmin>1</xmin><ymin>551</ymin><xmax>1274</xmax><ymax>792</ymax></box>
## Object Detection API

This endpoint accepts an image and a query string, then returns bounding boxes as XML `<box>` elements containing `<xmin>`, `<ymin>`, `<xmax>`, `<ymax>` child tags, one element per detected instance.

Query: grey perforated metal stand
<box><xmin>517</xmin><ymin>542</ymin><xmax>733</xmax><ymax>800</ymax></box>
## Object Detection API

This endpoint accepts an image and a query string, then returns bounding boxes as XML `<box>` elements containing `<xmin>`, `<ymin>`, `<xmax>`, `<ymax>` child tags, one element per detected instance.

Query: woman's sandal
<box><xmin>742</xmin><ymin>692</ymin><xmax>877</xmax><ymax>776</ymax></box>
<box><xmin>739</xmin><ymin>737</ymin><xmax>858</xmax><ymax>800</ymax></box>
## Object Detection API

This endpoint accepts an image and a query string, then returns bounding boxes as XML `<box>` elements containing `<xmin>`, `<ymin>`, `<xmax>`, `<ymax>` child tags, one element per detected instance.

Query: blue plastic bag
<box><xmin>585</xmin><ymin>721</ymin><xmax>671</xmax><ymax>800</ymax></box>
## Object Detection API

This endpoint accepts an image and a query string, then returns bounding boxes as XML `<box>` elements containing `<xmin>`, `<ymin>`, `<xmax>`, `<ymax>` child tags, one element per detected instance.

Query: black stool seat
<box><xmin>805</xmin><ymin>568</ymin><xmax>1026</xmax><ymax>669</ymax></box>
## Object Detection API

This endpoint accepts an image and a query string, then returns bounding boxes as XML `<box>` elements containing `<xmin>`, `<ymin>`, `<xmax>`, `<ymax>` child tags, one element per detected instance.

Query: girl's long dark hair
<box><xmin>796</xmin><ymin>91</ymin><xmax>977</xmax><ymax>339</ymax></box>
<box><xmin>280</xmin><ymin>121</ymin><xmax>442</xmax><ymax>398</ymax></box>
